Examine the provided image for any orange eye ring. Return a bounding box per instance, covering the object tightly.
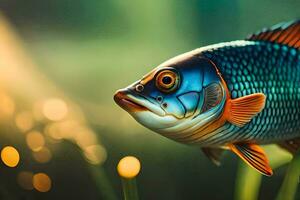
[155,69,180,93]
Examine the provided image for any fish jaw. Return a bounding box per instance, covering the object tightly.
[114,89,148,112]
[114,88,181,130]
[114,88,166,116]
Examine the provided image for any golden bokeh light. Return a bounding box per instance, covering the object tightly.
[83,145,107,165]
[55,120,81,139]
[33,173,51,192]
[0,93,15,118]
[1,146,20,167]
[44,123,63,141]
[26,131,45,152]
[33,101,45,121]
[42,98,68,121]
[117,156,141,179]
[45,120,81,141]
[75,127,97,148]
[17,171,34,190]
[15,111,34,132]
[32,147,52,163]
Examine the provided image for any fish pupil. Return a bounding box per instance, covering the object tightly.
[162,76,172,85]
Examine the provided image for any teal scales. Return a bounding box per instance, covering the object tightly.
[198,41,300,145]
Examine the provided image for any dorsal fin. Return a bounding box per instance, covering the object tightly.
[247,20,300,49]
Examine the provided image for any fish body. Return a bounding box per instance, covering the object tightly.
[114,20,300,176]
[194,40,300,146]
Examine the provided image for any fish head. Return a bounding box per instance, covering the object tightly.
[114,52,226,138]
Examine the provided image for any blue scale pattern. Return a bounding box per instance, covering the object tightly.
[200,41,300,144]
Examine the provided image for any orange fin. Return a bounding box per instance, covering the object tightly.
[202,147,224,166]
[247,20,300,49]
[229,143,273,176]
[227,93,266,127]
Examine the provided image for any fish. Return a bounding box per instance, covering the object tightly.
[114,20,300,176]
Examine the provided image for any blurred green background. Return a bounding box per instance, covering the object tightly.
[0,0,299,199]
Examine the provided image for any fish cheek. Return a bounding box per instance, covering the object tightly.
[177,92,200,117]
[161,97,186,119]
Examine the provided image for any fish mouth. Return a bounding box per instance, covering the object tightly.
[114,89,165,116]
[114,89,147,112]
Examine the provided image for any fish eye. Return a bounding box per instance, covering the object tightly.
[155,69,180,93]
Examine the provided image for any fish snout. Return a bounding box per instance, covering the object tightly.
[113,89,147,112]
[113,89,128,104]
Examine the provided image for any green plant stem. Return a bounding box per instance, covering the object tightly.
[234,145,293,200]
[234,161,262,200]
[89,165,118,200]
[121,177,139,200]
[276,153,300,200]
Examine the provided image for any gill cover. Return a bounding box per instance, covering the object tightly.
[140,56,223,119]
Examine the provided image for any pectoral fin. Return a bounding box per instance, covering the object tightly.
[228,143,273,176]
[202,147,224,166]
[227,93,266,127]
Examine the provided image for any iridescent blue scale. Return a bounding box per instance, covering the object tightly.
[201,41,300,144]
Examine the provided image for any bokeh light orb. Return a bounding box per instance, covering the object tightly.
[75,128,97,148]
[17,171,34,190]
[43,98,68,121]
[15,111,34,132]
[33,173,51,192]
[44,123,63,141]
[0,93,15,117]
[117,156,141,179]
[1,146,20,167]
[32,147,52,163]
[26,131,45,152]
[84,145,107,165]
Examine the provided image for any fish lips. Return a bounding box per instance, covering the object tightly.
[114,89,165,116]
[114,89,147,112]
